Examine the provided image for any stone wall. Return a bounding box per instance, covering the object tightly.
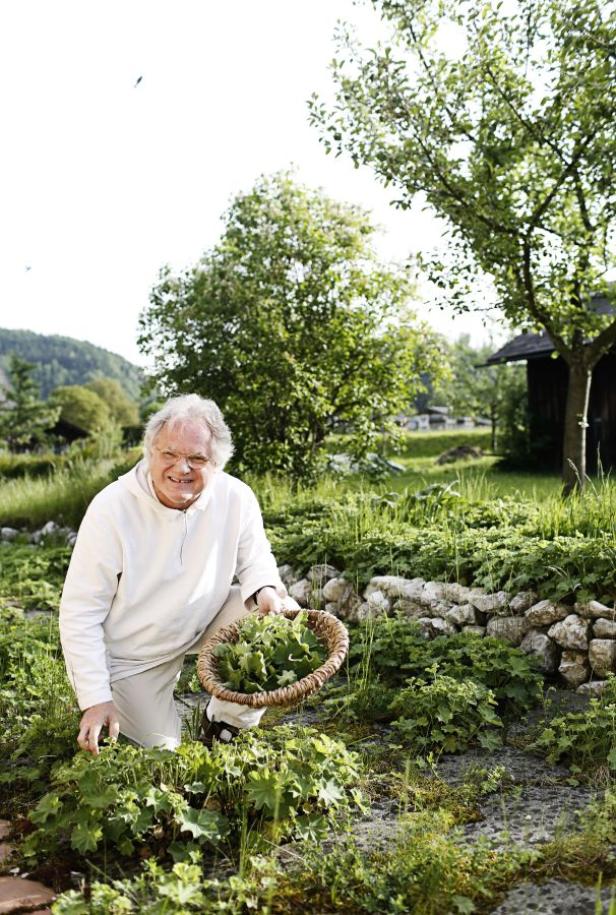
[280,564,616,695]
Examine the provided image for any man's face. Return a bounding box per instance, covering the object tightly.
[149,420,215,509]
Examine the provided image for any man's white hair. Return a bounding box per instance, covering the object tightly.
[143,394,234,469]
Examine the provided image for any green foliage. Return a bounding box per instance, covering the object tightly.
[0,457,123,529]
[531,679,616,773]
[0,327,143,400]
[214,612,327,693]
[139,171,444,481]
[389,428,492,460]
[50,384,111,433]
[390,673,503,754]
[0,451,64,480]
[0,609,80,801]
[0,544,71,609]
[350,623,543,715]
[86,376,140,426]
[25,726,362,862]
[0,355,60,451]
[311,0,616,485]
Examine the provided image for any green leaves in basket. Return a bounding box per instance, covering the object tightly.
[213,611,327,694]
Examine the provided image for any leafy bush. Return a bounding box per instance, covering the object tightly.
[530,679,616,773]
[0,609,80,803]
[348,622,543,716]
[25,726,363,861]
[271,519,616,603]
[213,612,326,693]
[390,673,503,754]
[0,544,71,610]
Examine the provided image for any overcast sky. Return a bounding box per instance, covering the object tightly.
[0,0,502,368]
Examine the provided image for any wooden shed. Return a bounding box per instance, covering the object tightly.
[487,295,616,473]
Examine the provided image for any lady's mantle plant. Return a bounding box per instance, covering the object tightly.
[24,725,363,860]
[213,611,327,693]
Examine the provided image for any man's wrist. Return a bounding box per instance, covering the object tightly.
[253,585,277,602]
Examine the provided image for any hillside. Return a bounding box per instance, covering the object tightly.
[0,328,143,399]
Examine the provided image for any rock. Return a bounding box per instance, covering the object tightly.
[471,590,510,615]
[576,680,610,698]
[509,591,539,615]
[366,589,391,615]
[0,876,55,913]
[365,575,425,601]
[308,564,340,585]
[427,599,453,619]
[392,599,428,620]
[441,582,472,604]
[416,617,457,639]
[485,616,530,646]
[461,625,486,637]
[0,528,19,542]
[559,650,590,688]
[0,844,12,863]
[593,618,616,639]
[524,600,570,627]
[324,602,341,616]
[436,444,483,464]
[422,581,447,603]
[0,823,9,840]
[321,578,361,618]
[354,601,388,622]
[30,520,60,544]
[277,564,299,587]
[576,600,616,621]
[66,531,78,547]
[323,577,353,604]
[519,630,560,674]
[548,614,590,651]
[288,578,311,607]
[445,603,478,627]
[588,639,616,677]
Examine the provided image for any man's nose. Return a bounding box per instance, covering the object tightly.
[176,456,191,472]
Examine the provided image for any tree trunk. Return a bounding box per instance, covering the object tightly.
[561,359,592,494]
[490,405,497,454]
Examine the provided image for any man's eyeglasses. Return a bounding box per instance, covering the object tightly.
[154,448,210,469]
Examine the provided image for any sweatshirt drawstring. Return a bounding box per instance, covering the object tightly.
[180,510,188,566]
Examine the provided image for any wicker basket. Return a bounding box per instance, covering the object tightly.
[196,608,349,708]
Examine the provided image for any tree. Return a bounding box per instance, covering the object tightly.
[433,336,525,452]
[138,172,443,480]
[50,385,111,434]
[85,377,139,426]
[0,356,60,451]
[309,0,616,491]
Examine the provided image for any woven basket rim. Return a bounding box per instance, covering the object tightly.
[196,607,349,708]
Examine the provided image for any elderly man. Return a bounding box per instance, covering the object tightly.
[59,394,295,754]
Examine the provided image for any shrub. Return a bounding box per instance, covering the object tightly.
[24,726,363,861]
[390,673,503,754]
[0,544,71,610]
[530,679,616,773]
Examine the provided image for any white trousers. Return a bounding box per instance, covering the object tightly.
[111,586,298,749]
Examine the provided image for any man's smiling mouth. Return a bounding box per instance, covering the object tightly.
[168,476,193,484]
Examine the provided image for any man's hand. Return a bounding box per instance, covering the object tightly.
[77,701,120,755]
[256,586,284,616]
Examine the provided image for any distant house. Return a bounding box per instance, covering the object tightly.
[486,294,616,472]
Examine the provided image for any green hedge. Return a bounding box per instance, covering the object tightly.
[270,521,616,604]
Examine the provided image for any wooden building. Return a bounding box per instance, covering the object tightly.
[487,296,616,472]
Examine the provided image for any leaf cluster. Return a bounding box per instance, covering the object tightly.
[390,672,503,755]
[531,678,616,773]
[213,611,327,694]
[24,726,363,862]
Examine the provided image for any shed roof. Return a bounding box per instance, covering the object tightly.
[486,293,614,365]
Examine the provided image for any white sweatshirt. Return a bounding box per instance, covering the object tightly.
[59,461,282,710]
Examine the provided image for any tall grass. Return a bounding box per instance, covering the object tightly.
[0,458,122,529]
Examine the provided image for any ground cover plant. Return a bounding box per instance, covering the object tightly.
[1,452,616,911]
[213,611,327,693]
[24,727,362,865]
[530,678,616,774]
